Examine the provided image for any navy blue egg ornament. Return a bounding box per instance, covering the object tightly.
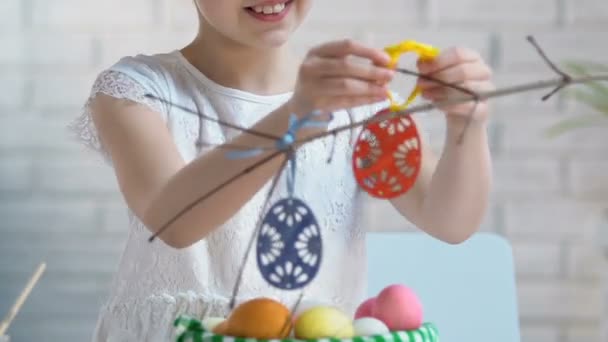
[256,197,322,290]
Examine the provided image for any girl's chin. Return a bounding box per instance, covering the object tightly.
[246,31,293,49]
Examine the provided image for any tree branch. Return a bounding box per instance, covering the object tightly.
[298,74,608,144]
[144,36,608,250]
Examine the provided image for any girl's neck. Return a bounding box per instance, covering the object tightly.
[182,22,298,96]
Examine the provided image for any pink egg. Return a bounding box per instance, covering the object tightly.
[372,284,423,331]
[354,297,376,319]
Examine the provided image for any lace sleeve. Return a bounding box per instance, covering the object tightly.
[67,70,167,163]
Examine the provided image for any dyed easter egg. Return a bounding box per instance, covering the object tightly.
[212,321,229,335]
[295,306,354,339]
[353,317,390,336]
[352,109,422,199]
[293,300,327,321]
[354,297,377,319]
[257,198,322,290]
[373,284,423,331]
[225,298,292,339]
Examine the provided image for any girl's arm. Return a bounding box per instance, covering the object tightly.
[390,118,492,244]
[389,47,494,244]
[90,40,393,249]
[92,94,297,248]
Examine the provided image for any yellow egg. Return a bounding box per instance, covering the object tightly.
[294,306,355,339]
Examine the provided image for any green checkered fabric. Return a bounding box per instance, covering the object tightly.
[174,316,439,342]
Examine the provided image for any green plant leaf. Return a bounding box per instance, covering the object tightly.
[570,87,608,115]
[562,62,608,106]
[563,60,608,74]
[543,61,608,138]
[545,115,607,138]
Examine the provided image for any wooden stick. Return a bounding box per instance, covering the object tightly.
[0,262,46,336]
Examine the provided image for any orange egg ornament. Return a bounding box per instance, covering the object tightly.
[224,298,292,339]
[352,40,439,199]
[352,109,422,199]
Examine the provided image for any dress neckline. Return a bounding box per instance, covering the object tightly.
[172,50,293,105]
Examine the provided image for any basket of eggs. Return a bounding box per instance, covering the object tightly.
[174,284,438,342]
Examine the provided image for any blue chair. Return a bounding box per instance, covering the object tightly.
[366,232,521,342]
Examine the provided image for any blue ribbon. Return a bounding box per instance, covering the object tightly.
[226,111,331,198]
[226,111,330,159]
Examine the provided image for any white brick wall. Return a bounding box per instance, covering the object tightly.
[0,0,22,33]
[0,0,607,341]
[432,0,559,28]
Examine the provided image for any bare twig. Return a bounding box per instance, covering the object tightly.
[195,141,277,152]
[526,36,573,101]
[299,74,608,145]
[148,150,286,242]
[395,67,479,100]
[457,101,480,144]
[281,291,305,336]
[395,67,481,144]
[145,94,281,141]
[229,153,291,310]
[145,38,608,271]
[326,131,338,163]
[148,72,608,243]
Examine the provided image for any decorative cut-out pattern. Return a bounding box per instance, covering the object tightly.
[353,109,422,199]
[256,198,322,290]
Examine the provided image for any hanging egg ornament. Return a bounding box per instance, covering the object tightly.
[353,110,422,198]
[256,197,322,290]
[353,40,440,199]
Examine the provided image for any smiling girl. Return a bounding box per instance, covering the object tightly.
[69,0,493,340]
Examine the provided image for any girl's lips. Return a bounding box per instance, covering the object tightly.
[248,0,289,6]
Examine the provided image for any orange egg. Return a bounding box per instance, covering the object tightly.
[213,321,229,335]
[225,298,292,339]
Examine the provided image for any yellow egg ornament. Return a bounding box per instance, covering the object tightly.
[294,306,355,339]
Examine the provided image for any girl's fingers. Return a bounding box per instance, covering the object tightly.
[422,88,487,117]
[321,77,389,97]
[317,57,395,83]
[421,87,447,101]
[417,62,492,90]
[417,47,482,74]
[421,80,494,101]
[309,39,392,67]
[320,95,388,112]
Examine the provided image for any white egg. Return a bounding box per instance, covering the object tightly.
[353,317,390,336]
[201,317,225,331]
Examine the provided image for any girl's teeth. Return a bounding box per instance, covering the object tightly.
[253,3,286,14]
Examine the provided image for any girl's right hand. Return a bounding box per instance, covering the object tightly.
[288,39,396,117]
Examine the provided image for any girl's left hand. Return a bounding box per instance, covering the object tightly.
[416,47,495,123]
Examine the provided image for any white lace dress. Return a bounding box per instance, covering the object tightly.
[69,50,428,342]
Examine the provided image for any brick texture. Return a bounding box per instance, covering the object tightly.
[0,0,23,33]
[518,279,603,322]
[432,0,559,29]
[520,325,560,342]
[0,1,607,342]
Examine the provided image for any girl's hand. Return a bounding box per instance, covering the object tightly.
[288,39,396,117]
[416,47,495,123]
